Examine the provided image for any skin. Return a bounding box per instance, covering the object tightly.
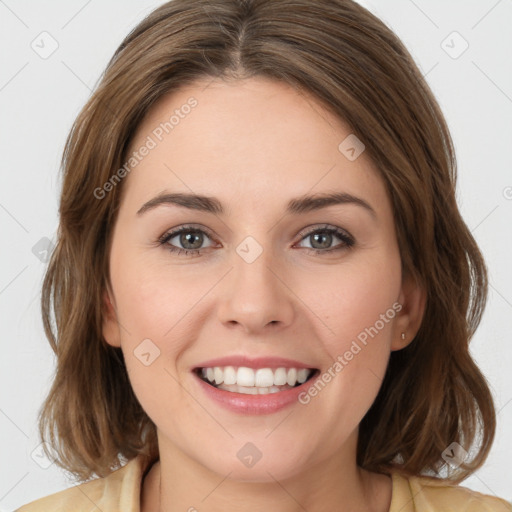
[102,76,425,512]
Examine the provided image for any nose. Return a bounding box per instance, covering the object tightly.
[216,245,295,335]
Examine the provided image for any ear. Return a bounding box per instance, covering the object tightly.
[102,284,122,348]
[391,273,426,351]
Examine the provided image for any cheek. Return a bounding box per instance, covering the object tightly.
[110,247,207,340]
[109,248,224,403]
[114,271,194,426]
[297,249,401,414]
[305,249,401,345]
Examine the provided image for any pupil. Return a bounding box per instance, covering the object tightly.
[312,232,331,249]
[181,231,203,249]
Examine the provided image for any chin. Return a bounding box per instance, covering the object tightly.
[195,446,312,483]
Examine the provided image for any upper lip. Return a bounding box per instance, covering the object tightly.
[193,355,317,371]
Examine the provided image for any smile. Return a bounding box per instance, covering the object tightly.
[191,364,321,414]
[196,366,316,395]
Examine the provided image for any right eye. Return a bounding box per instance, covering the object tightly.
[158,225,217,257]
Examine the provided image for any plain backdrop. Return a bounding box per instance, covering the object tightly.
[1,0,511,509]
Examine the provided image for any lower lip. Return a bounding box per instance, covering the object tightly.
[193,371,320,415]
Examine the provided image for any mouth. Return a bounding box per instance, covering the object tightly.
[193,366,320,395]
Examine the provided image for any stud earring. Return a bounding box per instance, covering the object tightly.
[401,332,406,340]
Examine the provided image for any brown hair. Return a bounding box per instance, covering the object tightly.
[40,0,495,483]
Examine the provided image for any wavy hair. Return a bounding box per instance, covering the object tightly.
[39,0,495,482]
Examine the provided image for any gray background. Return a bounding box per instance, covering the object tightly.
[1,0,511,509]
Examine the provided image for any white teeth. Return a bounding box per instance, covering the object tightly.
[237,367,255,387]
[217,384,290,394]
[273,367,288,385]
[297,368,309,383]
[255,368,274,387]
[286,368,297,387]
[214,367,224,385]
[199,366,313,388]
[223,366,237,385]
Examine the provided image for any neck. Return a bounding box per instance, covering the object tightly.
[141,433,392,512]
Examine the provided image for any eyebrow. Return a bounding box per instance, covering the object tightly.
[136,191,376,218]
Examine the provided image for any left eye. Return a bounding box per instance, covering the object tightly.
[158,227,215,255]
[295,226,354,252]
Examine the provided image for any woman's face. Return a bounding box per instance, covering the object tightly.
[103,76,420,482]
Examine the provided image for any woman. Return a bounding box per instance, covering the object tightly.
[16,0,510,510]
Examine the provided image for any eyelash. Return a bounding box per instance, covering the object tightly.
[158,224,355,258]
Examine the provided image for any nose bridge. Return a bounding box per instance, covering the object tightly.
[216,235,295,332]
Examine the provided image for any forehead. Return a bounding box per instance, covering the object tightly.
[121,76,389,217]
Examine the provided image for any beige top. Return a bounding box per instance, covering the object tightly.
[15,455,511,511]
